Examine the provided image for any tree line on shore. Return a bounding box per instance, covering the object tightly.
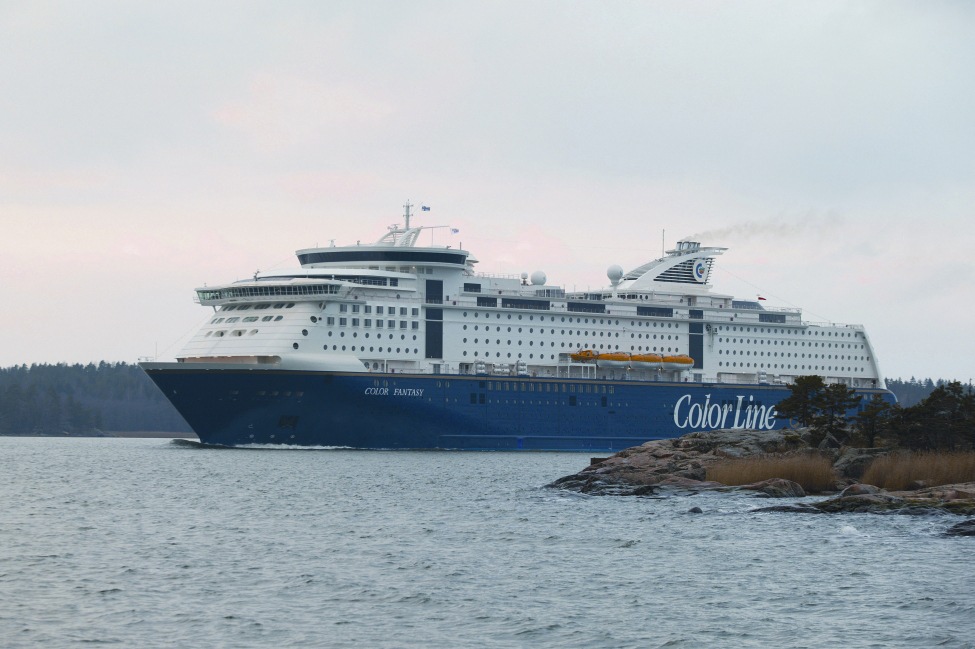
[0,362,968,438]
[777,376,975,451]
[0,362,191,435]
[883,377,964,408]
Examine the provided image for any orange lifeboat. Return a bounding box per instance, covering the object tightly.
[596,352,631,368]
[630,353,663,369]
[570,349,598,363]
[661,354,694,371]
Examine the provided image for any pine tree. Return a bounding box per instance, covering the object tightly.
[853,394,896,447]
[894,382,975,451]
[775,375,826,428]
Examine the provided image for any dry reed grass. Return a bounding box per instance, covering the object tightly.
[705,453,836,493]
[860,452,975,490]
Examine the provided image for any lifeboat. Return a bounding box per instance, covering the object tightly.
[596,352,631,368]
[570,349,598,363]
[661,354,694,371]
[630,353,663,370]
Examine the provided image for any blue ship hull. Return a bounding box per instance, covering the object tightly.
[143,366,896,451]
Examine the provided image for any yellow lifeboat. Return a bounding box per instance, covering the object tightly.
[570,349,598,363]
[630,353,663,369]
[661,354,694,371]
[596,352,631,368]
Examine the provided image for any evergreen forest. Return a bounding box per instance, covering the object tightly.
[777,376,975,451]
[0,362,191,436]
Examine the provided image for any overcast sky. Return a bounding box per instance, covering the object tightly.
[2,1,973,382]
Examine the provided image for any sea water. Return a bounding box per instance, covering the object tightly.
[0,437,972,649]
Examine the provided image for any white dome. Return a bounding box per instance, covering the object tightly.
[607,264,624,284]
[530,271,547,286]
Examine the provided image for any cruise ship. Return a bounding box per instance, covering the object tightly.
[141,203,894,450]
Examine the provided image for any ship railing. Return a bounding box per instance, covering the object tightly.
[802,321,865,330]
[473,272,524,280]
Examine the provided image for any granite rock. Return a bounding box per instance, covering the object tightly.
[547,428,811,496]
[833,447,889,480]
[943,519,975,536]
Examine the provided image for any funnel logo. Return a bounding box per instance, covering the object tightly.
[693,260,707,283]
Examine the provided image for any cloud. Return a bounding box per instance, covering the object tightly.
[212,73,395,151]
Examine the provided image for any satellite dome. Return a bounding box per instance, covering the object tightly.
[530,271,547,286]
[607,264,624,285]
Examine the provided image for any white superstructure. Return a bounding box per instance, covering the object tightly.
[176,203,885,389]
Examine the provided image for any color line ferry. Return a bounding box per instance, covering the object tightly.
[141,203,894,450]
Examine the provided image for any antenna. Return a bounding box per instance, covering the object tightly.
[403,201,413,229]
[662,229,665,257]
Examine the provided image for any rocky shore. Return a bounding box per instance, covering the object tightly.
[547,428,975,533]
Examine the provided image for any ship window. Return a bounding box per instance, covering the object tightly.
[286,303,295,308]
[262,316,273,322]
[352,319,360,327]
[388,320,395,328]
[340,304,348,313]
[302,329,309,336]
[339,318,347,326]
[412,322,419,330]
[226,317,240,323]
[377,320,384,328]
[365,319,372,327]
[274,316,283,321]
[377,306,384,315]
[352,304,360,313]
[293,343,299,349]
[327,317,335,325]
[243,316,258,322]
[400,307,407,316]
[237,305,251,311]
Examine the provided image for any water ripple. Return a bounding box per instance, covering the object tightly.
[1,437,973,649]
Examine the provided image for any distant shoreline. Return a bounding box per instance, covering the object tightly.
[0,431,197,439]
[111,431,198,439]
